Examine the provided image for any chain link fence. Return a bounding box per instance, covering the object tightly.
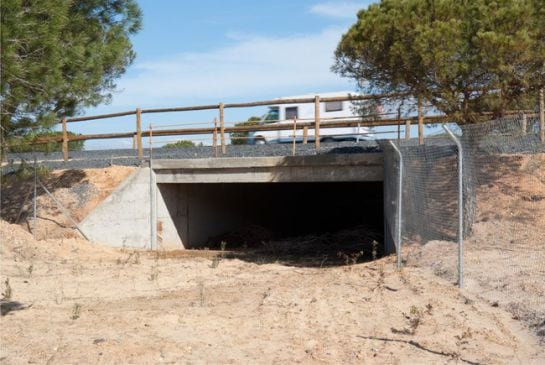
[383,112,545,337]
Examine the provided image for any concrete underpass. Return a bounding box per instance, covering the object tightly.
[79,153,394,253]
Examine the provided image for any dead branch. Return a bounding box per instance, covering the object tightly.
[357,335,481,365]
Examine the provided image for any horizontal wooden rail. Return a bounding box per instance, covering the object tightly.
[34,109,538,146]
[62,92,411,124]
[141,104,221,114]
[66,110,137,123]
[32,114,453,145]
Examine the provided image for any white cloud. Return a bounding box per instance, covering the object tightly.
[111,27,353,108]
[309,1,370,19]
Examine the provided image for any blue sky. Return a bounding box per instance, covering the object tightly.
[72,0,377,148]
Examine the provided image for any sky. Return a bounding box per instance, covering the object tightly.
[71,0,377,149]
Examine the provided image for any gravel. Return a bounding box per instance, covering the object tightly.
[2,141,381,173]
[3,136,542,175]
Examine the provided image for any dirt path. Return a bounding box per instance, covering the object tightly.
[1,222,543,364]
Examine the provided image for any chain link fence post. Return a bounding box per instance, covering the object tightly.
[33,154,37,239]
[539,89,545,143]
[442,125,464,288]
[388,141,403,270]
[149,124,157,250]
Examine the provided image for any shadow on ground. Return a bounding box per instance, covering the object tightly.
[0,169,87,223]
[158,226,386,268]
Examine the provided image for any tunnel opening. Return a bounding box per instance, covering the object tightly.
[157,181,384,265]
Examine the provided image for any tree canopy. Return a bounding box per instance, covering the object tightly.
[333,0,545,123]
[1,0,142,149]
[231,116,261,145]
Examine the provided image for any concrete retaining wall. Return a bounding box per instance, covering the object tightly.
[79,167,183,249]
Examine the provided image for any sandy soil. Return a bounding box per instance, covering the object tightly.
[1,166,135,239]
[1,221,544,364]
[1,155,544,363]
[404,153,545,338]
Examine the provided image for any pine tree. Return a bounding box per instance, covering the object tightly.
[333,0,545,123]
[1,0,142,155]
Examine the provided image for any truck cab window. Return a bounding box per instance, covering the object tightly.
[285,107,298,120]
[263,107,280,123]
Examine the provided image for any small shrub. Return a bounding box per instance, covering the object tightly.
[2,279,12,300]
[4,159,50,182]
[231,117,261,145]
[162,140,195,149]
[209,256,220,269]
[71,303,81,320]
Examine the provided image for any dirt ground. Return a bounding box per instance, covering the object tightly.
[1,220,544,364]
[405,153,545,338]
[1,155,544,364]
[0,166,135,240]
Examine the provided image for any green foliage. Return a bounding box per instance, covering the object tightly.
[231,116,261,145]
[3,159,50,183]
[0,0,142,154]
[8,131,84,153]
[334,0,545,123]
[162,140,196,149]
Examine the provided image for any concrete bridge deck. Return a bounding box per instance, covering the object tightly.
[152,153,384,183]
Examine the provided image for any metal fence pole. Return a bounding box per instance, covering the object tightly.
[33,155,37,238]
[388,141,403,270]
[442,124,464,288]
[219,102,226,155]
[149,124,157,250]
[539,89,545,143]
[314,96,321,151]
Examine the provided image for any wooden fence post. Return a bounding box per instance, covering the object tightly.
[521,114,527,136]
[303,126,308,144]
[539,89,545,143]
[219,102,226,154]
[418,96,424,145]
[405,120,411,140]
[292,117,297,156]
[136,108,143,160]
[62,118,68,162]
[213,118,218,158]
[397,108,401,142]
[314,95,320,151]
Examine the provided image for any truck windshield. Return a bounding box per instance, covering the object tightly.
[262,107,279,123]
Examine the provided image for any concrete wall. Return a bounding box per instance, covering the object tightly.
[80,168,183,249]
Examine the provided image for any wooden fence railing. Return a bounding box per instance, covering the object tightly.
[24,91,544,161]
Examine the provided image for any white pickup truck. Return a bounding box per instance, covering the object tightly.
[248,92,374,144]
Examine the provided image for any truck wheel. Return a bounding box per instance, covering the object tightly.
[255,138,266,145]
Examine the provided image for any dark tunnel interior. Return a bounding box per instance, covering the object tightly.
[158,181,384,250]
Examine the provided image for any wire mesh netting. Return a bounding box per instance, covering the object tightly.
[382,113,545,337]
